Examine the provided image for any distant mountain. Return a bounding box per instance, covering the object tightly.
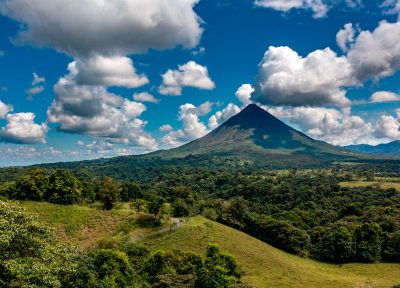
[152,104,362,167]
[343,141,400,157]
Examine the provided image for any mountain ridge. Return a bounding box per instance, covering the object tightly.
[343,140,400,157]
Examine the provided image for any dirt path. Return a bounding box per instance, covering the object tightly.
[131,218,185,242]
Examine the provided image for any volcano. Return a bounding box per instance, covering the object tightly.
[155,104,360,166]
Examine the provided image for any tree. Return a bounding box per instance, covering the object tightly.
[197,244,243,288]
[355,223,382,262]
[121,182,143,202]
[9,168,48,201]
[148,196,165,217]
[130,199,148,212]
[382,231,400,262]
[98,177,122,210]
[45,170,82,205]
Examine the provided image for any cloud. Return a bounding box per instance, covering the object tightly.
[374,113,400,139]
[267,106,375,145]
[32,72,45,85]
[370,91,400,103]
[0,99,13,118]
[336,23,357,52]
[159,124,173,132]
[159,61,215,96]
[162,103,209,146]
[0,112,47,144]
[253,46,354,107]
[381,0,400,14]
[192,46,206,56]
[0,0,203,58]
[133,92,160,104]
[254,0,328,18]
[122,100,147,119]
[254,20,400,107]
[208,103,241,129]
[74,55,148,88]
[26,86,44,96]
[347,20,400,82]
[0,146,63,166]
[47,62,156,148]
[235,84,254,106]
[198,101,214,115]
[345,0,363,8]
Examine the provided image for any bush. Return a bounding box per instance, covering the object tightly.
[0,201,77,287]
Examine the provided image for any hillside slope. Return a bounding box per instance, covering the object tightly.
[344,140,400,157]
[15,202,400,287]
[143,216,400,288]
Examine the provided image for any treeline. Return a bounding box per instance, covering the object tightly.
[0,201,248,288]
[1,167,400,264]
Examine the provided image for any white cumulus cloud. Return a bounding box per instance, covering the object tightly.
[0,112,47,144]
[159,61,215,96]
[133,92,160,104]
[47,62,156,149]
[26,86,44,96]
[267,106,375,145]
[162,103,209,146]
[0,99,13,118]
[0,0,203,57]
[159,124,173,132]
[375,113,400,139]
[253,46,354,107]
[208,103,241,129]
[74,55,148,88]
[32,72,45,85]
[235,84,254,106]
[336,23,357,52]
[254,20,400,107]
[370,91,400,103]
[254,0,328,18]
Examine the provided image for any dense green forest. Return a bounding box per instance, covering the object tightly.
[1,165,399,266]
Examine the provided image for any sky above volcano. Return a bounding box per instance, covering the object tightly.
[1,0,400,166]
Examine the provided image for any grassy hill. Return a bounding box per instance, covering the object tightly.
[143,216,400,288]
[15,201,400,288]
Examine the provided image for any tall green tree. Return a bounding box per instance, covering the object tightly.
[121,182,143,201]
[98,177,122,210]
[45,170,82,205]
[9,168,48,201]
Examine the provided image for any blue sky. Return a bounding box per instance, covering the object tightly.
[1,0,400,166]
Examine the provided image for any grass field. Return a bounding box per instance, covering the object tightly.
[143,216,400,288]
[15,201,161,247]
[340,180,400,190]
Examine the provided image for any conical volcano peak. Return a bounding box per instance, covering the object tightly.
[158,103,356,166]
[222,104,292,134]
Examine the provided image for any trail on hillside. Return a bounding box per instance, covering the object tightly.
[131,218,185,242]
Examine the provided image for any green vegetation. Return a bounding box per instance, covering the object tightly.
[340,180,400,190]
[144,216,400,288]
[3,167,400,264]
[16,201,136,246]
[0,201,248,288]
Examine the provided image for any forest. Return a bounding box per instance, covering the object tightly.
[1,165,399,267]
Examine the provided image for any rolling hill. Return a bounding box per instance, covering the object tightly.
[14,201,400,288]
[344,140,400,157]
